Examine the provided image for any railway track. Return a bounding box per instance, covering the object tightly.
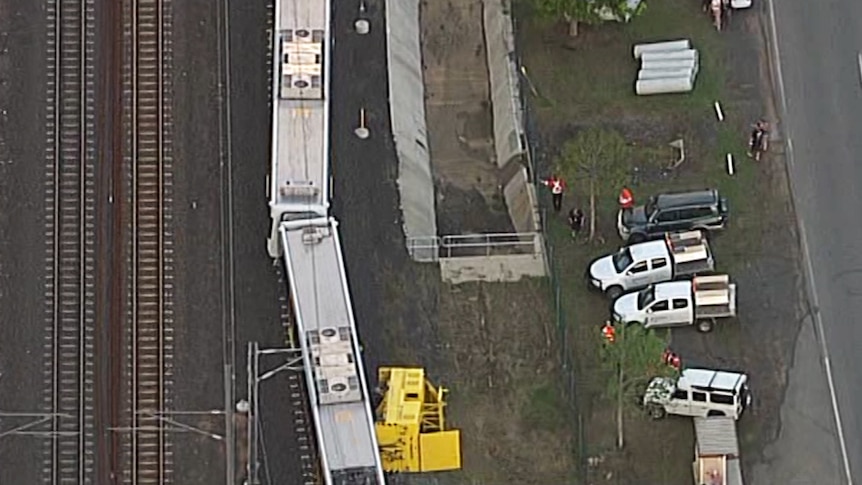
[122,0,175,482]
[265,2,318,481]
[42,0,97,482]
[276,267,320,485]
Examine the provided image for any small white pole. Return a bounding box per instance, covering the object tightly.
[354,108,370,139]
[726,153,734,175]
[714,101,724,121]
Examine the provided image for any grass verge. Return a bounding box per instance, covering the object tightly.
[516,0,788,481]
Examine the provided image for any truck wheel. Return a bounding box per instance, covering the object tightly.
[696,318,714,333]
[606,286,623,300]
[629,233,646,244]
[648,404,666,420]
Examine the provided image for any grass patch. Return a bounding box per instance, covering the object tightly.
[522,383,567,432]
[516,0,778,482]
[433,280,578,485]
[519,0,727,124]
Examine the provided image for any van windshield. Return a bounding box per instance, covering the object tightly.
[637,286,655,309]
[612,248,633,272]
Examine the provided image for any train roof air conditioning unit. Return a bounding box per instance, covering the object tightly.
[319,327,339,344]
[317,351,353,368]
[318,327,348,345]
[291,72,315,90]
[317,375,361,404]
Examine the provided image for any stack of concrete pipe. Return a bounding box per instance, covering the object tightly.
[633,39,699,95]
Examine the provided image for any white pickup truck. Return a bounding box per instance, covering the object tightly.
[642,368,751,420]
[612,274,737,332]
[588,230,714,299]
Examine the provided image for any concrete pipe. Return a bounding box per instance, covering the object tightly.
[640,49,698,63]
[638,68,695,81]
[633,39,691,59]
[640,59,698,72]
[635,77,694,95]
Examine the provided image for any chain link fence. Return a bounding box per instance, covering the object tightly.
[539,209,588,484]
[505,8,588,483]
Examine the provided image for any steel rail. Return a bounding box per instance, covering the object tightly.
[126,0,173,482]
[43,0,95,482]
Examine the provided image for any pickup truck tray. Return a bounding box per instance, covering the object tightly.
[694,277,736,318]
[668,231,714,276]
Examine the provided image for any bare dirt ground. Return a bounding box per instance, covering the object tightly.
[516,0,804,482]
[421,0,513,235]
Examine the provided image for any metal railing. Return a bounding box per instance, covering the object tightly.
[407,232,542,261]
[405,235,440,262]
[439,232,539,258]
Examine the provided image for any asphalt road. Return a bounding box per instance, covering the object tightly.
[770,0,862,482]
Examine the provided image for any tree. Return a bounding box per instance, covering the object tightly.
[558,127,629,241]
[532,0,647,36]
[598,321,677,449]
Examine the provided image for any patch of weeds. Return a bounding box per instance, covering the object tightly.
[522,383,567,432]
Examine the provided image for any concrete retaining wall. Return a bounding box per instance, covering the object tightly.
[503,166,541,234]
[440,253,546,284]
[385,0,438,260]
[482,0,525,169]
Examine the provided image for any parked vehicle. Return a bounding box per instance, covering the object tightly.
[616,189,729,243]
[612,274,737,332]
[643,368,751,420]
[588,230,714,299]
[596,0,644,22]
[693,417,745,485]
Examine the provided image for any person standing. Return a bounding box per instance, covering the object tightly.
[542,174,566,213]
[662,347,682,370]
[748,119,770,160]
[618,187,634,211]
[567,207,584,239]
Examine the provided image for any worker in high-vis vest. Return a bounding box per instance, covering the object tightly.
[618,187,634,210]
[542,175,567,213]
[662,348,682,370]
[601,321,616,344]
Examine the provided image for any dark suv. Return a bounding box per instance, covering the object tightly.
[617,189,729,243]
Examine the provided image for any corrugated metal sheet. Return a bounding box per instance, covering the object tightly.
[482,0,525,169]
[694,417,739,457]
[385,0,438,258]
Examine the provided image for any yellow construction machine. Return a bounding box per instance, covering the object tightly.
[374,367,462,473]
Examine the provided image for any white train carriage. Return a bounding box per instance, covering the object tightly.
[267,0,332,258]
[279,218,385,485]
[267,0,385,483]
